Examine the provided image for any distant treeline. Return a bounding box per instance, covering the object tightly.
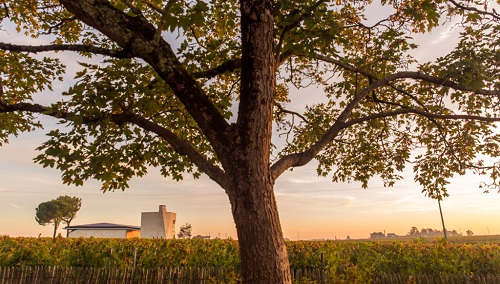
[370,226,468,239]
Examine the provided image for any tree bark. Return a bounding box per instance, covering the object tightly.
[227,172,292,284]
[226,1,292,283]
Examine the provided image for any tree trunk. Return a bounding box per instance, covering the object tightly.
[227,172,292,284]
[66,221,71,238]
[228,0,291,282]
[52,223,58,238]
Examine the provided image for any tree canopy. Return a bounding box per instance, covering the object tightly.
[2,0,500,282]
[56,195,82,236]
[35,195,82,238]
[35,199,63,238]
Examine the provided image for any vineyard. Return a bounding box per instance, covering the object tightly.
[1,236,500,283]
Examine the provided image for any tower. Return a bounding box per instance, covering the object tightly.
[140,205,176,238]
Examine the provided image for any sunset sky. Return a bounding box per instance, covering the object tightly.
[1,3,499,240]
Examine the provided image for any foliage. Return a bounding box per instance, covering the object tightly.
[0,0,498,195]
[55,195,82,227]
[408,227,419,236]
[35,200,63,238]
[1,236,500,282]
[177,223,192,239]
[1,0,500,282]
[34,196,82,238]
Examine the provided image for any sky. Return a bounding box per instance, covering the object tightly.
[1,2,500,240]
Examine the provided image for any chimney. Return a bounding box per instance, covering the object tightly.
[159,205,167,212]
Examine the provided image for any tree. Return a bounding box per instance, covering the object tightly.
[1,0,499,283]
[408,226,420,236]
[177,222,192,239]
[370,232,385,239]
[35,200,63,238]
[56,195,82,237]
[467,230,474,236]
[35,196,81,238]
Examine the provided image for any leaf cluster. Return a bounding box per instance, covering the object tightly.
[33,59,214,191]
[0,51,64,145]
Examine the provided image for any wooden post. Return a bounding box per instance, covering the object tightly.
[133,247,137,268]
[107,248,113,268]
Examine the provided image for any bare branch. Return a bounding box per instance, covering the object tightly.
[0,42,134,58]
[3,3,10,18]
[277,50,293,67]
[274,102,309,123]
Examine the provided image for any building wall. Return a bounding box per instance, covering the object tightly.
[141,211,165,238]
[141,205,177,239]
[126,230,141,238]
[164,212,176,239]
[69,229,136,238]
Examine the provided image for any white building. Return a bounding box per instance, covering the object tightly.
[64,223,140,238]
[64,205,176,239]
[140,205,176,239]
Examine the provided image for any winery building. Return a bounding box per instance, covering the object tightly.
[64,205,176,239]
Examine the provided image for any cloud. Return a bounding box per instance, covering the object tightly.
[7,202,20,209]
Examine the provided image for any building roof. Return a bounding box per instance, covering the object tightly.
[63,222,140,231]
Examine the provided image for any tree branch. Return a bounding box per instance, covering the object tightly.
[155,0,176,42]
[191,49,293,79]
[120,0,143,16]
[141,0,164,14]
[448,0,500,20]
[314,52,500,96]
[0,101,229,189]
[192,59,241,79]
[271,70,500,180]
[274,0,327,63]
[59,0,232,166]
[0,101,57,115]
[116,112,229,188]
[346,108,500,127]
[40,16,77,35]
[274,102,309,123]
[0,42,134,58]
[393,71,500,96]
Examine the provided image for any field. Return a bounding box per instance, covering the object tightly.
[348,234,500,244]
[1,235,500,283]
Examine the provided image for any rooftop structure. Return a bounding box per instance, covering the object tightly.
[140,205,176,239]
